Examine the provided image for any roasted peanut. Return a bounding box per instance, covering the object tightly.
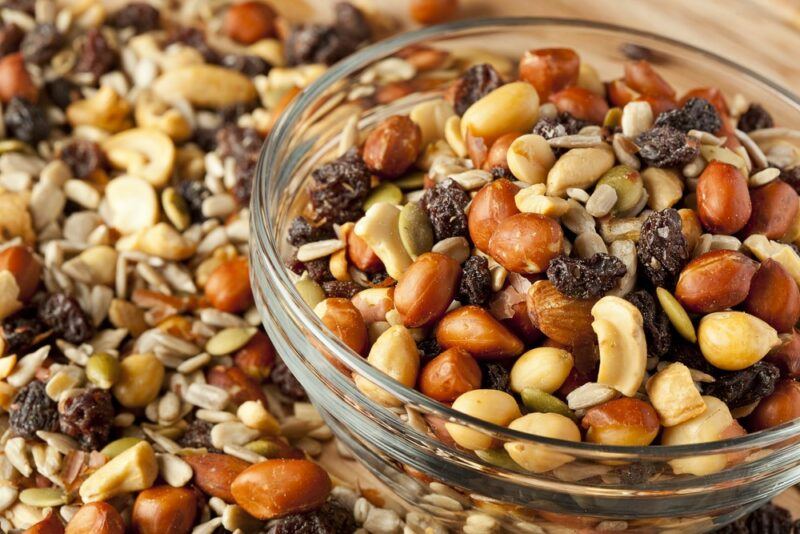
[446,389,521,450]
[409,0,458,24]
[394,252,460,328]
[741,179,799,239]
[65,502,125,534]
[624,60,675,99]
[546,145,615,197]
[184,453,249,503]
[418,347,482,402]
[767,328,800,378]
[314,298,369,356]
[467,179,520,252]
[234,331,276,381]
[582,398,660,446]
[747,379,800,431]
[0,53,37,103]
[0,245,40,302]
[488,213,563,274]
[696,161,752,234]
[436,305,523,359]
[483,131,520,170]
[674,250,758,313]
[509,347,573,394]
[698,311,780,371]
[505,413,580,472]
[363,115,422,178]
[743,258,800,333]
[132,486,197,534]
[224,1,277,44]
[518,48,580,100]
[549,86,609,124]
[205,257,254,313]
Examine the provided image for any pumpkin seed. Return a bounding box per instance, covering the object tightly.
[206,327,257,356]
[100,436,143,459]
[245,439,282,458]
[398,202,434,259]
[603,107,622,130]
[364,183,403,211]
[295,276,325,308]
[19,487,67,507]
[392,172,426,190]
[596,165,643,214]
[85,352,120,389]
[162,187,191,231]
[656,287,697,343]
[475,448,520,470]
[520,387,575,420]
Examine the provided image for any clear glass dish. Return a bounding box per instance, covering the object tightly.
[251,18,800,532]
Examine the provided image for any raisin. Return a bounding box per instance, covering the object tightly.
[20,23,62,64]
[737,103,774,133]
[781,166,800,195]
[107,2,160,34]
[287,216,335,247]
[303,257,335,283]
[636,126,700,168]
[490,166,515,180]
[547,253,627,300]
[625,290,671,358]
[531,112,586,139]
[193,127,220,152]
[0,23,23,57]
[5,97,50,144]
[9,380,59,439]
[179,419,220,451]
[58,388,114,451]
[284,24,353,66]
[334,3,371,45]
[481,361,511,393]
[321,280,361,299]
[654,98,721,134]
[271,499,356,534]
[619,43,656,62]
[37,292,94,344]
[176,180,211,223]
[74,29,117,80]
[45,78,81,109]
[220,53,270,76]
[420,178,470,241]
[2,308,48,355]
[457,256,491,306]
[215,126,263,203]
[416,337,441,361]
[637,208,689,288]
[452,63,504,116]
[58,139,106,179]
[665,338,717,376]
[308,148,371,225]
[165,27,219,64]
[616,462,663,485]
[271,357,307,400]
[218,100,259,125]
[715,503,794,534]
[703,362,780,409]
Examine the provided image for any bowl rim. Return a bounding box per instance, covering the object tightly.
[252,16,800,458]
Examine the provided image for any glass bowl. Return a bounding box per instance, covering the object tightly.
[251,18,800,532]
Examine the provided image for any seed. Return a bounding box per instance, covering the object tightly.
[449,169,493,191]
[475,448,520,470]
[19,487,66,507]
[620,101,653,138]
[585,184,618,218]
[398,202,434,260]
[364,183,403,211]
[547,134,605,149]
[749,167,780,187]
[655,287,696,343]
[565,382,619,410]
[85,352,120,389]
[184,383,231,411]
[520,387,574,419]
[161,187,190,231]
[295,239,345,262]
[430,236,470,264]
[294,276,326,308]
[157,453,193,487]
[206,327,258,356]
[211,421,260,449]
[393,172,426,190]
[101,437,143,459]
[245,439,282,458]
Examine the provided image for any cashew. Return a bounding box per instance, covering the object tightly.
[642,167,683,211]
[153,65,257,109]
[117,222,196,261]
[646,362,706,427]
[591,296,647,397]
[546,145,615,197]
[134,90,192,142]
[606,240,637,297]
[102,128,176,188]
[79,441,158,502]
[104,176,159,235]
[66,85,132,133]
[353,202,413,279]
[661,396,733,476]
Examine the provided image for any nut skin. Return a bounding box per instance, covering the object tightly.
[394,252,460,328]
[518,48,580,100]
[409,0,458,24]
[548,86,609,124]
[363,115,422,179]
[347,231,383,273]
[0,53,38,103]
[624,60,676,99]
[314,298,369,355]
[418,347,482,402]
[436,305,524,359]
[224,1,277,44]
[582,398,660,446]
[488,213,563,274]
[65,502,125,534]
[696,161,752,234]
[24,512,64,534]
[766,328,800,378]
[465,131,489,169]
[674,250,758,314]
[131,486,197,534]
[0,244,40,301]
[234,331,276,381]
[205,257,254,313]
[527,280,597,346]
[483,131,520,171]
[741,179,799,239]
[746,379,800,432]
[231,459,332,519]
[743,259,800,333]
[468,179,520,253]
[184,453,250,503]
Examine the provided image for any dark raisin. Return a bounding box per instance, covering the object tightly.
[287,216,335,247]
[179,419,220,451]
[45,78,81,109]
[416,337,442,361]
[165,27,219,64]
[284,24,352,66]
[490,166,514,180]
[636,126,700,168]
[308,148,371,225]
[58,139,106,179]
[2,308,48,355]
[321,280,361,299]
[58,388,114,451]
[220,54,270,77]
[781,166,800,195]
[619,43,655,62]
[20,23,62,64]
[654,98,721,134]
[532,112,586,139]
[232,165,256,205]
[176,180,211,223]
[215,124,262,198]
[637,208,689,288]
[303,257,335,283]
[107,2,160,34]
[715,503,794,534]
[420,178,470,241]
[625,290,671,358]
[452,63,504,116]
[9,380,59,439]
[271,357,307,400]
[737,103,774,133]
[218,100,259,125]
[0,23,23,57]
[546,254,627,300]
[37,292,94,344]
[4,97,50,144]
[616,462,663,485]
[703,362,780,409]
[367,271,391,286]
[334,2,371,45]
[665,338,717,376]
[192,127,220,152]
[272,499,356,534]
[457,256,491,306]
[481,361,511,393]
[74,29,117,80]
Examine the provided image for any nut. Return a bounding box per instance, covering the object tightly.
[607,79,636,108]
[418,347,482,402]
[510,347,573,394]
[354,202,413,279]
[112,353,164,408]
[436,305,523,359]
[578,62,605,96]
[620,100,653,138]
[506,134,556,185]
[348,225,385,272]
[646,362,706,427]
[104,176,159,235]
[409,99,455,149]
[480,132,517,170]
[697,311,780,371]
[108,299,148,336]
[766,328,800,378]
[504,413,580,472]
[743,258,800,333]
[0,53,37,103]
[102,127,176,188]
[152,65,257,109]
[488,213,563,274]
[527,280,596,346]
[65,502,125,534]
[205,257,253,313]
[184,453,250,502]
[461,81,540,145]
[744,235,800,286]
[696,161,752,234]
[518,48,580,100]
[0,245,40,301]
[741,179,799,239]
[131,486,197,534]
[674,250,758,313]
[23,512,63,534]
[69,245,117,287]
[515,187,570,217]
[409,0,458,23]
[549,86,609,124]
[234,331,276,381]
[237,400,279,434]
[592,296,647,397]
[581,397,660,446]
[656,287,697,343]
[224,1,277,44]
[134,90,192,142]
[394,252,460,328]
[314,298,368,355]
[661,396,733,476]
[467,179,520,252]
[642,167,683,211]
[446,389,522,450]
[231,459,332,519]
[546,145,615,197]
[207,365,265,405]
[85,352,120,389]
[351,287,394,324]
[679,208,702,254]
[607,239,637,297]
[747,379,800,432]
[624,60,676,99]
[67,85,132,132]
[363,115,422,178]
[354,325,420,407]
[79,441,158,502]
[118,222,196,261]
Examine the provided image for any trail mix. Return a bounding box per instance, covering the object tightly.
[287,43,800,479]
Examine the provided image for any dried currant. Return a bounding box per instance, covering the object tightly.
[308,149,371,224]
[215,125,263,204]
[107,2,160,34]
[45,78,81,109]
[458,256,491,306]
[2,308,48,355]
[271,357,307,400]
[334,2,371,46]
[37,292,94,344]
[637,208,689,288]
[5,97,51,144]
[625,290,671,358]
[20,23,62,64]
[9,380,59,439]
[416,337,442,361]
[303,257,335,284]
[781,166,800,195]
[165,27,219,64]
[58,388,114,451]
[271,499,356,534]
[703,362,780,409]
[635,126,700,168]
[715,503,794,534]
[284,24,351,66]
[58,139,106,179]
[74,29,117,80]
[665,338,717,376]
[452,63,504,116]
[481,361,512,393]
[531,112,586,139]
[546,253,627,300]
[220,54,270,77]
[619,43,656,62]
[420,178,471,241]
[179,419,220,452]
[653,98,721,134]
[0,23,23,57]
[321,280,361,299]
[287,216,335,247]
[176,180,211,223]
[737,103,774,133]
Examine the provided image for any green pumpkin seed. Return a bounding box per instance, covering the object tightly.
[393,172,426,190]
[399,202,434,259]
[364,183,403,211]
[295,276,326,308]
[0,140,32,155]
[245,439,282,458]
[206,327,258,356]
[596,164,643,214]
[521,387,575,420]
[162,187,191,231]
[603,107,622,130]
[100,437,143,458]
[476,448,520,470]
[656,287,697,343]
[19,487,67,507]
[85,352,120,389]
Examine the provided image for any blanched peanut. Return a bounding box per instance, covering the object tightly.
[546,145,615,197]
[697,311,780,371]
[419,348,482,402]
[661,396,734,476]
[504,413,580,472]
[446,389,522,450]
[461,82,540,144]
[410,99,456,149]
[506,134,555,185]
[354,325,420,407]
[646,362,706,427]
[582,398,660,446]
[509,347,573,394]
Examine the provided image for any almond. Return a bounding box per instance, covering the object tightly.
[488,213,563,274]
[314,298,369,355]
[744,258,800,333]
[65,502,125,534]
[394,252,460,328]
[435,305,523,359]
[741,179,799,239]
[675,250,758,314]
[468,178,520,252]
[131,486,197,534]
[527,280,597,346]
[184,453,250,503]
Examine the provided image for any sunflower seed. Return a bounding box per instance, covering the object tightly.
[296,239,345,262]
[566,382,619,410]
[157,453,193,487]
[184,383,230,410]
